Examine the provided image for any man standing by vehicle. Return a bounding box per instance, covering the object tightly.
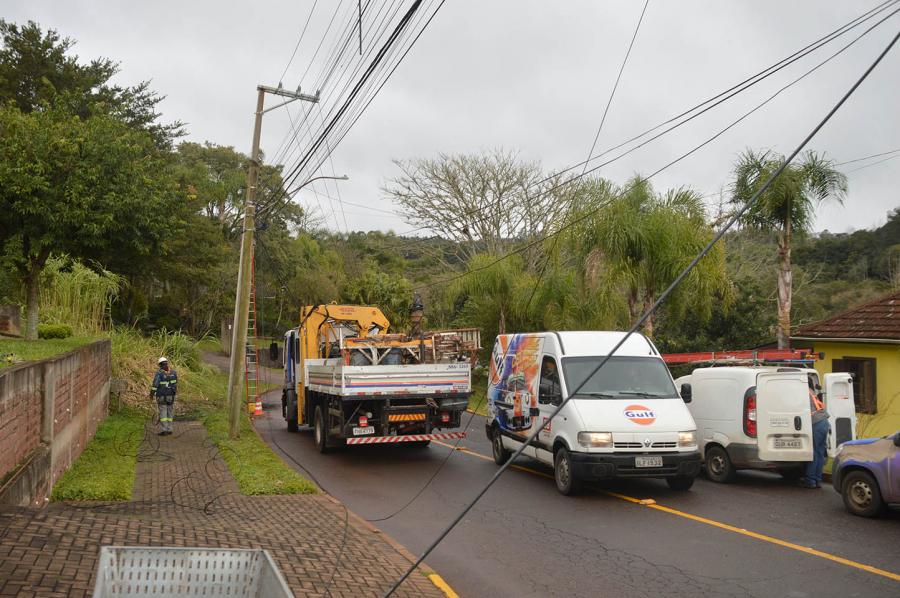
[150,357,177,436]
[800,382,829,488]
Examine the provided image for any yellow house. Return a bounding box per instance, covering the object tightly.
[793,291,900,438]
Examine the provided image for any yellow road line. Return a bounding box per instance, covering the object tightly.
[433,440,900,583]
[427,573,460,598]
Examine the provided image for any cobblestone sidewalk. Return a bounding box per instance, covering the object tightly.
[0,419,443,597]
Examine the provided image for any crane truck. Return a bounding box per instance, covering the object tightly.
[281,304,479,452]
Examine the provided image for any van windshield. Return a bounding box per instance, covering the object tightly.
[562,356,678,399]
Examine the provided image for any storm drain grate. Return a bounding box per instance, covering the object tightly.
[93,547,292,597]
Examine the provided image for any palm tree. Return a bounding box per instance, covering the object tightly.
[731,150,847,348]
[571,177,731,337]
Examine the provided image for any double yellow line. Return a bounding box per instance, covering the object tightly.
[433,440,900,583]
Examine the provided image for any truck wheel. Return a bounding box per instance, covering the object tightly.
[666,476,695,491]
[841,470,886,518]
[491,429,511,465]
[704,445,736,483]
[314,406,330,454]
[554,446,581,496]
[286,393,299,433]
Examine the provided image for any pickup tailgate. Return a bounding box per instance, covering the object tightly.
[307,362,471,396]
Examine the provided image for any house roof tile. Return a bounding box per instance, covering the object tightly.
[793,291,900,340]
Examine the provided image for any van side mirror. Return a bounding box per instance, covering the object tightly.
[680,383,692,403]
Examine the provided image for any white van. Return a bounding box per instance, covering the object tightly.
[485,331,701,495]
[675,366,857,482]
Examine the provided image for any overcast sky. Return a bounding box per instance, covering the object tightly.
[7,0,900,234]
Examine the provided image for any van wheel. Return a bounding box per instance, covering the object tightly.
[666,476,695,491]
[705,445,736,483]
[491,429,511,465]
[314,406,330,454]
[554,447,581,496]
[841,470,886,518]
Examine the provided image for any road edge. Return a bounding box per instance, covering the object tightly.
[320,492,460,597]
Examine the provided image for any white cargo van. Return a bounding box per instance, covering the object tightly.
[485,331,701,495]
[675,366,857,482]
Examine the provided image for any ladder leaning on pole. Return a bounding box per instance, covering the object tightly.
[244,244,263,416]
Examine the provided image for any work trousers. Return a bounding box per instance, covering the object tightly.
[803,418,829,485]
[158,399,174,433]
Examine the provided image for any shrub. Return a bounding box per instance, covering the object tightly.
[38,323,73,339]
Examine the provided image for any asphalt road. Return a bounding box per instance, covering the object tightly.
[254,392,900,598]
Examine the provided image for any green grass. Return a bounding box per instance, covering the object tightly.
[202,408,316,495]
[51,407,146,501]
[196,336,223,353]
[0,336,99,368]
[468,371,489,416]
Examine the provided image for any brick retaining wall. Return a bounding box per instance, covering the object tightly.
[0,340,110,506]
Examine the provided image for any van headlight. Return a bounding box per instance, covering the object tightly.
[578,432,613,448]
[678,431,696,447]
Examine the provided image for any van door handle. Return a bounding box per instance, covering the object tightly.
[794,416,802,431]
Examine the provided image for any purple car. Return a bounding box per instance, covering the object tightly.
[831,431,900,517]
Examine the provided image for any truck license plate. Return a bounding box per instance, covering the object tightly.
[352,426,375,436]
[774,438,802,449]
[635,456,663,468]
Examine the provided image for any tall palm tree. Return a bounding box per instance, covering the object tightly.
[731,150,847,348]
[571,177,731,337]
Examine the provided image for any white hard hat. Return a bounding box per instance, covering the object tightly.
[158,356,168,364]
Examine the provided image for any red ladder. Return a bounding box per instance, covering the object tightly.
[662,348,821,365]
[244,243,262,416]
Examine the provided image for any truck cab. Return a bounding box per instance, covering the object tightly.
[485,331,701,495]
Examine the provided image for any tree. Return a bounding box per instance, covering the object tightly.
[0,19,183,147]
[569,177,731,337]
[384,150,568,264]
[342,269,414,330]
[451,253,529,336]
[0,105,173,338]
[731,149,847,348]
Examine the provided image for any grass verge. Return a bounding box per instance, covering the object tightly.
[468,371,488,416]
[0,336,99,368]
[51,407,146,501]
[202,407,317,495]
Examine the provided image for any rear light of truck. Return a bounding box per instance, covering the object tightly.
[743,387,757,438]
[440,412,450,423]
[359,415,368,427]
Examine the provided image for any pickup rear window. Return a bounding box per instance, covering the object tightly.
[562,356,679,399]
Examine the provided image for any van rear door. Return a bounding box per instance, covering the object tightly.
[824,373,857,456]
[756,372,813,462]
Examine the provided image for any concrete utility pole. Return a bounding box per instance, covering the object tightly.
[227,84,319,439]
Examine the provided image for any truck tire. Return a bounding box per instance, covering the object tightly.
[841,470,886,518]
[666,475,695,491]
[554,446,582,496]
[491,429,511,465]
[704,445,736,483]
[314,406,330,454]
[285,390,298,433]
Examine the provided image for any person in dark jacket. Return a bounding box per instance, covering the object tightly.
[150,356,178,436]
[800,381,829,488]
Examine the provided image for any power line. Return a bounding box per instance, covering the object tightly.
[404,3,900,282]
[385,25,900,597]
[394,0,900,237]
[846,153,900,173]
[836,146,900,165]
[278,0,320,84]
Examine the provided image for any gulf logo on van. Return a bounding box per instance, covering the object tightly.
[624,404,656,425]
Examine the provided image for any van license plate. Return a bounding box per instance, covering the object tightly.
[635,456,663,468]
[774,438,802,449]
[352,426,375,436]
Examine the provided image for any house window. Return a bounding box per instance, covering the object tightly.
[832,357,877,414]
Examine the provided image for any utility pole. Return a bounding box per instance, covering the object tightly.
[227,84,319,439]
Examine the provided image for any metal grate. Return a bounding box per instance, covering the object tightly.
[93,547,292,597]
[651,442,677,449]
